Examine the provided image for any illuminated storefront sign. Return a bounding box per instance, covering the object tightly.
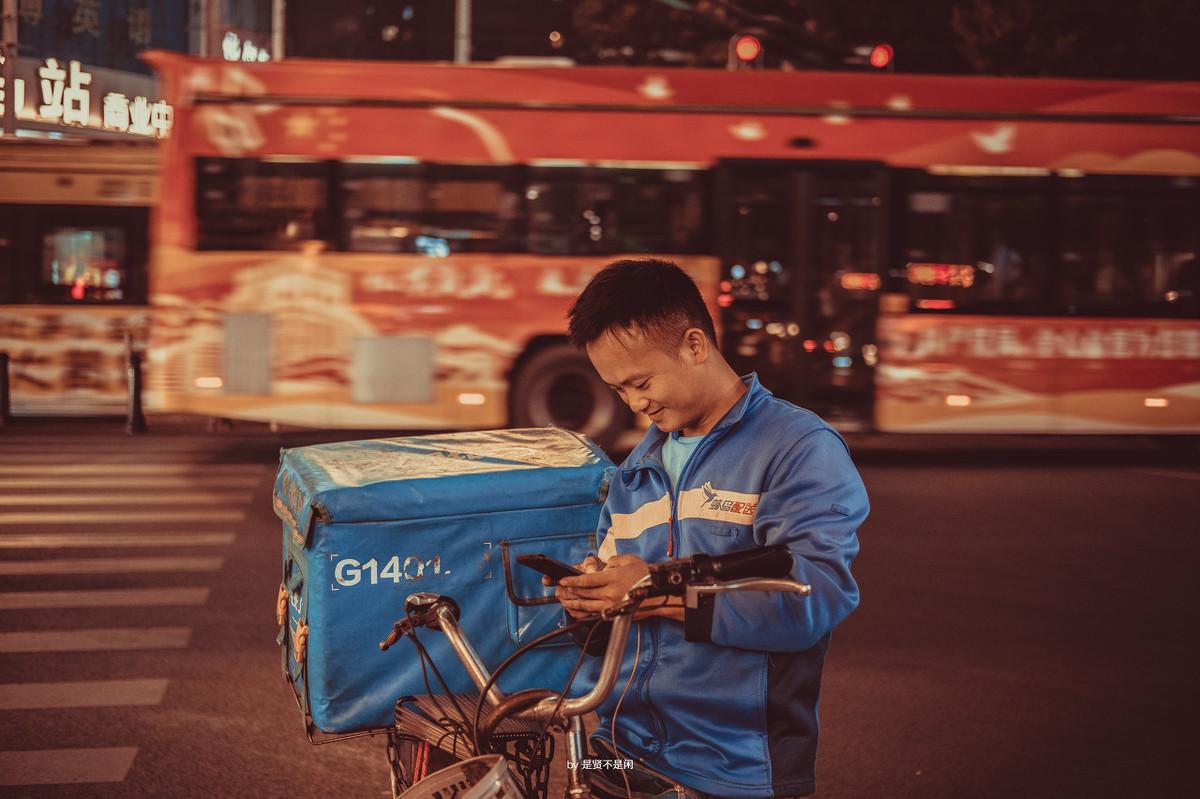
[0,55,172,138]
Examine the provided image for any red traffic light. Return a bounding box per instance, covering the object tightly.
[734,34,762,63]
[869,43,894,69]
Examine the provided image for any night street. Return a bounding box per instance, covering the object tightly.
[1,422,1196,797]
[3,0,1198,796]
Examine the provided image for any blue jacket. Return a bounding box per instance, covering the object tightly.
[582,374,868,798]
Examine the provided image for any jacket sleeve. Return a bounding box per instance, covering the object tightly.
[708,428,867,653]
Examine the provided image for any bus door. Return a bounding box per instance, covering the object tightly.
[715,160,888,426]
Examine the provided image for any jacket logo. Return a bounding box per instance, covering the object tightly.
[700,482,757,517]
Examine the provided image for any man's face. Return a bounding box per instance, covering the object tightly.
[586,326,702,434]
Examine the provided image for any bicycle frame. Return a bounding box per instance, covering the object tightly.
[391,574,811,799]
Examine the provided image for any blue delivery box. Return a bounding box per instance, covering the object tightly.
[273,428,615,734]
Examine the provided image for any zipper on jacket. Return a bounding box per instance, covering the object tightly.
[669,424,732,555]
[635,444,676,559]
[666,381,758,553]
[667,473,679,558]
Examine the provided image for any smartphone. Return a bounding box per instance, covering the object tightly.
[517,553,583,584]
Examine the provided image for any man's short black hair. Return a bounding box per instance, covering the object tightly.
[568,258,717,350]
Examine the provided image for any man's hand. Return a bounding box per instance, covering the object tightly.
[552,554,650,617]
[543,555,603,619]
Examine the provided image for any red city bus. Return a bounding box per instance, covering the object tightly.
[144,53,1199,441]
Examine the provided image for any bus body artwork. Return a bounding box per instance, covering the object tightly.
[0,141,157,415]
[877,316,1200,432]
[85,54,1200,437]
[150,249,717,431]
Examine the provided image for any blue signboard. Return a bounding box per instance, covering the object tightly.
[17,0,190,75]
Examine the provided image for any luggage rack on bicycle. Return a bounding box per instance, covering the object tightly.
[388,692,555,798]
[380,544,810,799]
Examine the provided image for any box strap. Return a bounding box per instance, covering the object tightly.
[277,555,315,737]
[500,540,559,608]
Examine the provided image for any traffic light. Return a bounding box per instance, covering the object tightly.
[735,35,762,63]
[869,43,894,70]
[728,31,765,70]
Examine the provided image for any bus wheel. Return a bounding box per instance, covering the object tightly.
[509,345,631,450]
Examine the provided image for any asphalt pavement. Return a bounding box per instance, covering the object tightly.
[0,417,1197,798]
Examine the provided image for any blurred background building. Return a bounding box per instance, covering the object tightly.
[279,0,1200,77]
[1,0,188,139]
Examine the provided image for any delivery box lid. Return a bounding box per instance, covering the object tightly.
[274,428,613,538]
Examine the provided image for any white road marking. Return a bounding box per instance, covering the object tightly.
[0,587,210,609]
[0,532,235,549]
[0,454,242,464]
[0,509,245,524]
[0,627,191,653]
[0,444,220,453]
[1126,468,1200,482]
[0,678,169,710]
[0,463,266,476]
[0,476,252,489]
[0,747,139,786]
[0,556,223,576]
[0,492,254,505]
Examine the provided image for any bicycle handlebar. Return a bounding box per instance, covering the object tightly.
[380,546,811,737]
[645,544,795,596]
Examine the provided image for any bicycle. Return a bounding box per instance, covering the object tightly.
[377,544,811,799]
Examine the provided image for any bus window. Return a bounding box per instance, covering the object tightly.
[527,170,610,255]
[341,163,523,254]
[611,169,706,254]
[41,227,128,302]
[813,176,883,299]
[2,204,149,305]
[1059,176,1199,318]
[527,167,706,255]
[196,158,333,250]
[718,166,793,304]
[900,174,1050,314]
[1157,186,1200,317]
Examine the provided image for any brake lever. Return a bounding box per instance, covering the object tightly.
[684,578,811,608]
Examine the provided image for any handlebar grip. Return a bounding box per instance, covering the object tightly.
[701,544,793,582]
[647,545,795,596]
[378,619,411,651]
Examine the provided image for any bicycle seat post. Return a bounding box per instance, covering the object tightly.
[565,714,591,799]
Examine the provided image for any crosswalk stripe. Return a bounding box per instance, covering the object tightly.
[0,492,254,505]
[0,533,235,549]
[0,678,169,710]
[0,439,228,447]
[0,509,246,524]
[0,587,210,609]
[0,556,223,576]
[0,476,253,489]
[0,456,236,465]
[0,452,251,462]
[0,627,191,653]
[0,464,266,476]
[0,747,139,786]
[0,444,223,452]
